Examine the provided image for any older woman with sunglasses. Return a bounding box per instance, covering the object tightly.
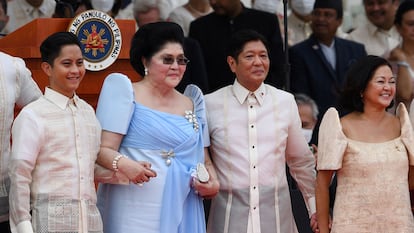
[94,22,219,233]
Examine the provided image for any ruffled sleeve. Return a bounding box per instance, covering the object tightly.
[317,108,348,170]
[96,73,135,134]
[397,103,414,166]
[184,84,210,147]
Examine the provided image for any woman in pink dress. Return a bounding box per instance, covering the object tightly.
[316,55,414,233]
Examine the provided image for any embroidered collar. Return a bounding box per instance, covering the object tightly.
[232,79,266,106]
[44,87,79,110]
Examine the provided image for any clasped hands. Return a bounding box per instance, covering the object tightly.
[117,159,157,186]
[118,158,220,197]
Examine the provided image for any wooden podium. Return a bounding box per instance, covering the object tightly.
[0,18,141,108]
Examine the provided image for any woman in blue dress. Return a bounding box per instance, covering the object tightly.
[94,22,219,233]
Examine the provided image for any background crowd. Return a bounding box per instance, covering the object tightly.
[1,0,414,233]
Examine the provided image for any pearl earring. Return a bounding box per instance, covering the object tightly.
[144,67,148,76]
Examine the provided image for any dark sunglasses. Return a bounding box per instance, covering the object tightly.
[161,55,190,66]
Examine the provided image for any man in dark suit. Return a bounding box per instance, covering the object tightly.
[289,0,367,143]
[189,0,285,93]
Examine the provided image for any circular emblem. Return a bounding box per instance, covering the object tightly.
[68,10,122,71]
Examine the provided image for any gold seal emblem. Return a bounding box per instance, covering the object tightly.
[68,10,122,71]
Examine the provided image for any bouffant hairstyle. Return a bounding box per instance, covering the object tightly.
[339,55,393,113]
[130,21,185,77]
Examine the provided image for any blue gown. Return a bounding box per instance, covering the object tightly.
[95,73,208,233]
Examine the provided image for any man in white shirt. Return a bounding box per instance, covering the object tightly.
[9,32,103,233]
[346,0,400,57]
[1,0,55,35]
[205,29,317,233]
[0,51,41,233]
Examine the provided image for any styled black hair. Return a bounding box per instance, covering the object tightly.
[226,29,270,60]
[130,21,185,77]
[40,31,81,65]
[340,55,393,113]
[395,0,414,25]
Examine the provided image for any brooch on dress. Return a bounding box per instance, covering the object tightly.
[161,149,175,166]
[185,110,199,131]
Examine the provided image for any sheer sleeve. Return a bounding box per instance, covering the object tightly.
[13,56,42,107]
[9,108,42,233]
[398,103,414,165]
[96,73,135,134]
[317,108,348,170]
[184,84,210,147]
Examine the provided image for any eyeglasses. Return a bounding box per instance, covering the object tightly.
[161,55,190,66]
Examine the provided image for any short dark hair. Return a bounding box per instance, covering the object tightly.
[226,29,270,60]
[130,21,185,77]
[339,55,393,112]
[395,0,414,25]
[40,32,82,65]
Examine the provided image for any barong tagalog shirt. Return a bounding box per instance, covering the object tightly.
[205,80,316,233]
[0,52,41,223]
[1,0,56,34]
[9,87,103,233]
[346,20,401,57]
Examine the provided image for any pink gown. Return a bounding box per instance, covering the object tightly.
[317,104,414,232]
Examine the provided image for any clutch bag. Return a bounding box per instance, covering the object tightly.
[196,163,209,183]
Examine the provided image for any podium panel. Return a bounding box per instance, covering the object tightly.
[0,18,141,108]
